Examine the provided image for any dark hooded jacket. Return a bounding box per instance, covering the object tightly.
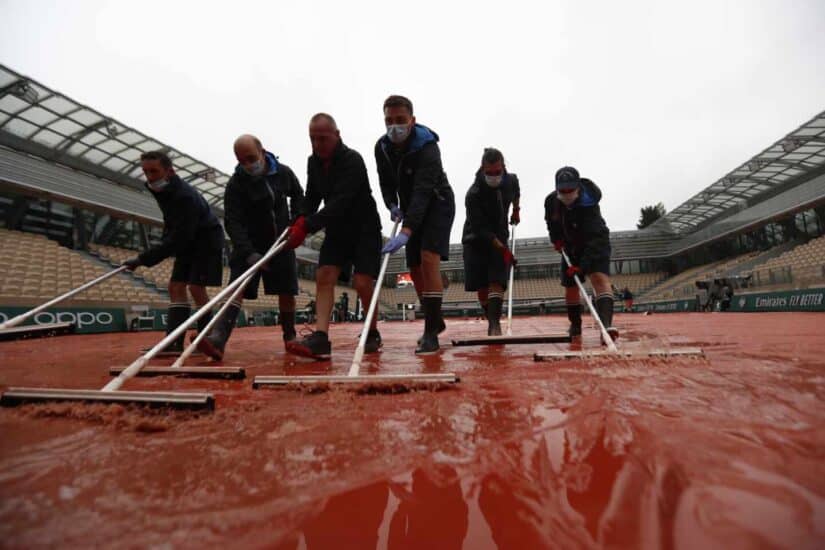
[139,174,223,267]
[545,178,610,273]
[462,172,520,246]
[224,151,304,262]
[374,124,452,233]
[303,141,380,234]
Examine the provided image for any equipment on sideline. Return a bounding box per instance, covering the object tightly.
[451,225,570,347]
[534,249,704,361]
[253,221,460,390]
[1,230,291,410]
[0,266,129,340]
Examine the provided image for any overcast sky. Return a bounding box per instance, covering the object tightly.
[2,0,824,241]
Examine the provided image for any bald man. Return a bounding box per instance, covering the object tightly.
[198,135,304,360]
[283,113,383,360]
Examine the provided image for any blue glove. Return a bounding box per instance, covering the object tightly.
[390,204,403,223]
[382,232,409,254]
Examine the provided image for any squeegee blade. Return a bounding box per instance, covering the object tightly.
[534,347,704,361]
[0,322,76,341]
[108,366,245,380]
[0,387,215,410]
[252,373,459,388]
[452,333,570,346]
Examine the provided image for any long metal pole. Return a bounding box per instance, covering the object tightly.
[506,224,516,336]
[560,249,618,352]
[0,266,129,330]
[348,220,400,376]
[103,228,290,391]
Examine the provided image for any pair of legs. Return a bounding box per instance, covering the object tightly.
[314,266,376,334]
[562,264,618,342]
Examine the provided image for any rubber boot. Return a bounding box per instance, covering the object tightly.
[165,303,191,353]
[286,330,332,360]
[196,309,213,335]
[197,302,240,361]
[595,295,619,343]
[567,303,582,338]
[416,296,442,355]
[280,310,296,342]
[487,296,503,336]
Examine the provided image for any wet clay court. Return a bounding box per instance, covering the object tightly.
[1,313,823,549]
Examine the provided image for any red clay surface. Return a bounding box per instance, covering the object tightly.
[1,313,823,549]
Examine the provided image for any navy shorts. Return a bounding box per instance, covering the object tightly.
[560,246,611,288]
[170,226,224,287]
[318,218,382,280]
[463,241,508,292]
[230,248,298,299]
[405,187,455,267]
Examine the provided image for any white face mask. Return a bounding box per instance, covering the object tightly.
[484,175,503,188]
[386,124,410,144]
[243,159,265,176]
[558,188,579,207]
[148,178,170,192]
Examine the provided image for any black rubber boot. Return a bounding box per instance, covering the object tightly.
[567,303,582,338]
[416,296,442,355]
[595,295,619,343]
[280,310,296,342]
[487,296,503,336]
[286,330,331,360]
[197,302,241,361]
[364,329,382,353]
[164,303,191,353]
[196,309,213,335]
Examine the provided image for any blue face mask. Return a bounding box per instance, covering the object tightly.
[148,178,170,192]
[386,124,410,144]
[243,159,265,176]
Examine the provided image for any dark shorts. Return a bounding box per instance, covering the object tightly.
[560,246,611,288]
[405,187,456,268]
[170,228,224,287]
[230,248,298,299]
[318,219,382,280]
[463,242,508,291]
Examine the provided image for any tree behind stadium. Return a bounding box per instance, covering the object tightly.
[637,202,667,229]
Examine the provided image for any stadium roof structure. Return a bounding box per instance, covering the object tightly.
[652,110,825,234]
[0,64,229,214]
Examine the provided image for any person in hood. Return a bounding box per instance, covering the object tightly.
[123,150,224,353]
[462,148,520,335]
[545,166,618,342]
[375,95,455,354]
[283,113,383,360]
[197,135,303,360]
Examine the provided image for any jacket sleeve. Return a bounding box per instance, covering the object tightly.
[466,189,495,244]
[222,181,256,262]
[301,159,323,219]
[139,195,199,267]
[402,142,444,233]
[374,141,399,210]
[284,166,305,223]
[305,151,368,234]
[545,193,564,244]
[510,174,521,202]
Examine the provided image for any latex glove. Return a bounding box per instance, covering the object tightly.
[381,232,409,254]
[285,216,308,250]
[566,264,582,279]
[122,257,142,271]
[510,208,520,225]
[553,240,564,252]
[246,252,269,271]
[501,247,517,270]
[390,204,404,223]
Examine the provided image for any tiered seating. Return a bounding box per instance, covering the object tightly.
[748,235,825,287]
[90,244,174,288]
[0,229,161,304]
[640,257,736,301]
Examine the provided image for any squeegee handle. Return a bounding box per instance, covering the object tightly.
[172,230,290,368]
[104,228,291,391]
[349,220,400,376]
[0,265,130,330]
[561,249,618,352]
[506,223,516,336]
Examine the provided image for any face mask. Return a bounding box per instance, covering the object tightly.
[484,175,503,188]
[558,188,579,207]
[148,179,170,192]
[243,159,265,176]
[386,124,410,144]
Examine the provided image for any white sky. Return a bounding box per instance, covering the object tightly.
[2,0,824,241]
